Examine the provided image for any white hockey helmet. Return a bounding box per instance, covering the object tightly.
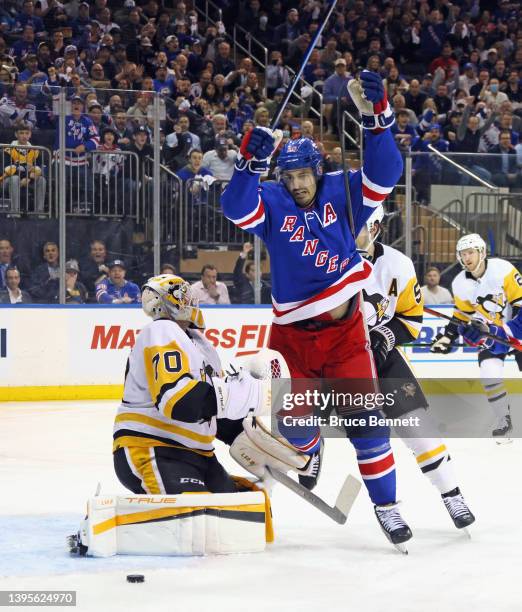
[142,274,204,328]
[456,233,487,271]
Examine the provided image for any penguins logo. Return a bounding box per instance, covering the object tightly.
[364,291,390,326]
[401,383,417,398]
[476,293,505,315]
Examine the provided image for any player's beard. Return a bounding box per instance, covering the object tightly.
[292,187,316,209]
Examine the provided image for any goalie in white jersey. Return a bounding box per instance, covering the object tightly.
[431,234,522,437]
[357,208,475,530]
[113,274,270,495]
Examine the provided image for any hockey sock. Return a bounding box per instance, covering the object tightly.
[352,438,396,506]
[482,380,510,419]
[480,358,510,419]
[401,436,458,495]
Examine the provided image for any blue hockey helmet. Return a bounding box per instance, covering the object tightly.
[276,137,323,179]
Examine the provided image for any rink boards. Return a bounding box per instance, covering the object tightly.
[0,304,520,400]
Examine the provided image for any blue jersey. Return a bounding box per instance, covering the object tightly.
[96,279,141,304]
[221,131,403,324]
[54,114,99,166]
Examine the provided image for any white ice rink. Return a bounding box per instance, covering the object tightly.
[1,401,521,612]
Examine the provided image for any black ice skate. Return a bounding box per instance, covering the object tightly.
[374,503,412,553]
[298,439,324,491]
[442,487,476,530]
[492,413,512,438]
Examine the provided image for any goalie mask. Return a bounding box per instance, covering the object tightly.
[456,233,487,274]
[142,274,204,329]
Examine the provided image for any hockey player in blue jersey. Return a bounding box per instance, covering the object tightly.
[221,71,413,546]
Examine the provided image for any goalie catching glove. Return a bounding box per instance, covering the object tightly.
[347,70,394,132]
[236,126,283,173]
[210,368,271,420]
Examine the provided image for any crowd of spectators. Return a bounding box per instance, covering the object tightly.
[0,235,271,304]
[1,0,522,300]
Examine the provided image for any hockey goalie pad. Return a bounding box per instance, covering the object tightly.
[75,491,268,557]
[230,417,309,479]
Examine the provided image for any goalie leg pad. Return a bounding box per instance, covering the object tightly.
[76,491,268,557]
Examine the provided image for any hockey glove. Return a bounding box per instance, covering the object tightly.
[430,327,458,354]
[458,320,490,346]
[347,70,394,132]
[211,369,270,420]
[236,127,283,173]
[482,324,510,356]
[370,326,395,371]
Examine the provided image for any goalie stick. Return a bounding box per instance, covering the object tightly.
[266,466,361,525]
[424,306,521,351]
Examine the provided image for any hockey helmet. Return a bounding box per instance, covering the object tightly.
[142,274,204,328]
[456,233,487,271]
[276,137,323,179]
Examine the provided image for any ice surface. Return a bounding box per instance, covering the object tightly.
[1,401,521,612]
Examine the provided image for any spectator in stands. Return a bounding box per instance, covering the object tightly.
[161,263,176,275]
[488,130,520,187]
[177,148,215,209]
[412,123,449,202]
[459,63,478,95]
[2,121,46,216]
[391,110,418,152]
[404,79,427,118]
[55,95,98,210]
[273,8,304,54]
[0,239,28,288]
[10,24,38,60]
[122,125,153,211]
[420,9,447,62]
[0,83,37,129]
[202,136,237,181]
[93,126,125,214]
[96,259,141,304]
[421,267,453,304]
[112,111,133,147]
[433,83,452,118]
[455,104,497,181]
[233,242,270,304]
[214,41,235,76]
[167,115,201,154]
[322,58,350,134]
[0,266,32,304]
[29,241,60,303]
[429,43,459,83]
[265,50,290,98]
[482,77,509,110]
[80,239,109,298]
[191,264,230,305]
[65,259,87,304]
[323,146,343,172]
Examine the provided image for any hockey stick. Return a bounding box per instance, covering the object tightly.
[270,0,338,130]
[266,466,361,525]
[337,86,356,236]
[424,306,521,351]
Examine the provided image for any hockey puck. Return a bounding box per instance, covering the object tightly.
[126,574,145,583]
